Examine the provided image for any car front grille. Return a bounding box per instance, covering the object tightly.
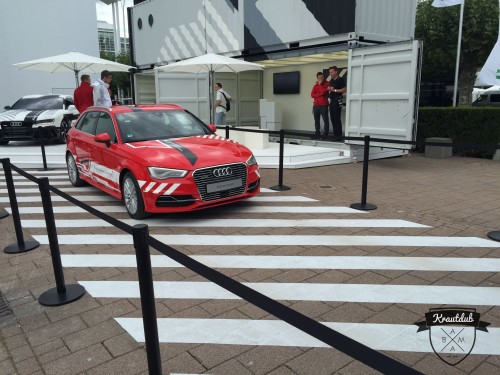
[193,163,247,201]
[1,122,32,136]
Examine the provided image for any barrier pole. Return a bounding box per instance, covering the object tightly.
[38,127,54,171]
[270,129,291,191]
[350,135,377,210]
[37,177,85,306]
[225,125,230,139]
[133,224,162,375]
[1,158,39,253]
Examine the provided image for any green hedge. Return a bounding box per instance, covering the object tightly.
[417,107,500,158]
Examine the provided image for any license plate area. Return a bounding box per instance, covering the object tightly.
[206,178,242,193]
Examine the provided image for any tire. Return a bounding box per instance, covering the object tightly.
[57,119,70,144]
[66,153,85,187]
[122,172,150,219]
[0,140,9,145]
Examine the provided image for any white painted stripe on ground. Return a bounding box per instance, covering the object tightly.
[0,180,74,187]
[80,281,500,305]
[61,254,500,272]
[34,234,500,247]
[0,195,312,203]
[8,205,365,214]
[21,218,429,228]
[0,195,120,203]
[115,318,500,354]
[1,169,68,175]
[0,175,68,180]
[0,187,98,194]
[249,196,317,202]
[259,188,277,193]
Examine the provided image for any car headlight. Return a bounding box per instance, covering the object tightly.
[246,154,257,166]
[35,119,55,125]
[148,167,188,179]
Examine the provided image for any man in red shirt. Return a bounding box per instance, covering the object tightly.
[310,72,330,140]
[73,74,93,113]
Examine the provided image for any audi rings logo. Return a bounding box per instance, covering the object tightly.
[213,167,233,178]
[10,122,22,127]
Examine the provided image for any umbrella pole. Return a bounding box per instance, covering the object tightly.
[74,70,79,88]
[209,71,214,124]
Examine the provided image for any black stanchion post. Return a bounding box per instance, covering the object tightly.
[37,177,85,306]
[225,125,230,139]
[133,224,162,375]
[1,158,39,253]
[270,129,291,191]
[350,135,377,211]
[39,127,49,171]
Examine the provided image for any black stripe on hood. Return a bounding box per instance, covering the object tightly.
[161,139,198,166]
[24,110,45,122]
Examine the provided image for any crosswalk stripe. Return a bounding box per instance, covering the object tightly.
[0,195,316,203]
[20,218,428,228]
[0,187,279,195]
[33,234,500,247]
[0,175,68,180]
[0,180,74,187]
[0,169,67,175]
[114,318,500,354]
[8,205,365,214]
[80,281,500,305]
[61,254,500,272]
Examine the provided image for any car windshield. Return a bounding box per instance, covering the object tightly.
[116,110,212,143]
[10,96,64,110]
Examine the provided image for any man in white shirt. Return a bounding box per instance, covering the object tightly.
[93,70,113,107]
[213,82,231,125]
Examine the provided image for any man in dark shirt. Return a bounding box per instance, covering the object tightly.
[73,74,93,113]
[328,66,346,141]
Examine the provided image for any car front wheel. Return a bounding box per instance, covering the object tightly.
[58,119,70,144]
[0,140,9,145]
[66,153,85,186]
[122,172,149,219]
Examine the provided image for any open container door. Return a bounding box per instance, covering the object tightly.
[345,40,422,149]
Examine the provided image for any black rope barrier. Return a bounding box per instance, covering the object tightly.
[37,177,86,306]
[133,224,162,375]
[1,158,39,254]
[350,135,377,211]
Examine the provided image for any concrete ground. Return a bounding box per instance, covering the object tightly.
[1,152,500,374]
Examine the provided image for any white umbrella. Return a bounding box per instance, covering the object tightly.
[13,51,134,87]
[156,53,264,122]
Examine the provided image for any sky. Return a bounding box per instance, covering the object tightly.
[95,0,134,36]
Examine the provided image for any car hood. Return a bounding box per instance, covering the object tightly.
[0,109,63,122]
[123,135,251,169]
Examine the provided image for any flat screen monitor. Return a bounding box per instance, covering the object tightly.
[273,71,300,94]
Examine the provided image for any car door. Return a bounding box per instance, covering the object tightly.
[72,111,99,179]
[90,112,122,196]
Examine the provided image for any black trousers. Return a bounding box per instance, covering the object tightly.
[313,105,329,135]
[329,99,343,137]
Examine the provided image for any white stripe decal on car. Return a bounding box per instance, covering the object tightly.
[153,183,168,195]
[164,183,180,195]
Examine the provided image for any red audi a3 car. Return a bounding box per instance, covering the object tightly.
[65,104,260,219]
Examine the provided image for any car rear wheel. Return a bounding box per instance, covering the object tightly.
[66,153,85,187]
[122,172,150,219]
[57,119,70,144]
[0,140,9,145]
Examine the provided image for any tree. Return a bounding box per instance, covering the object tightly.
[415,0,498,105]
[99,50,132,101]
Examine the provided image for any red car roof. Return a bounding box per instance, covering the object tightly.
[93,104,185,114]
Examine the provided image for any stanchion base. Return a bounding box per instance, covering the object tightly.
[0,210,9,219]
[4,240,40,254]
[38,284,86,306]
[487,231,500,242]
[270,185,291,191]
[350,202,377,211]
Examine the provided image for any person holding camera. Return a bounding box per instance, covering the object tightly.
[328,66,346,141]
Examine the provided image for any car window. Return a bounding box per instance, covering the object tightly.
[76,111,100,134]
[115,110,211,143]
[491,94,500,103]
[95,113,117,143]
[10,96,64,110]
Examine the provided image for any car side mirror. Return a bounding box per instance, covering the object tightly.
[95,133,111,147]
[4,105,11,110]
[208,124,217,133]
[67,104,79,114]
